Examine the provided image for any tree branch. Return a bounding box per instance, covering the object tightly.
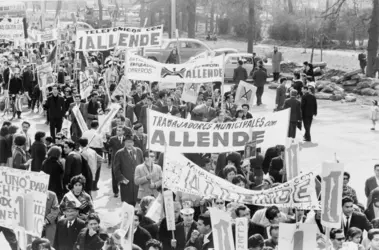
[319,0,347,18]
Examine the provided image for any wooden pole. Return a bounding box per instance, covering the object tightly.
[175,29,181,64]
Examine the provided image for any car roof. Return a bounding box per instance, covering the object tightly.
[214,48,239,52]
[225,53,253,58]
[163,38,212,50]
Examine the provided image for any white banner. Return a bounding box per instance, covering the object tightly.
[119,202,134,249]
[181,82,201,104]
[146,193,164,223]
[321,162,344,228]
[278,223,317,250]
[163,190,176,231]
[209,207,235,250]
[29,29,58,43]
[75,25,163,51]
[0,167,49,236]
[285,138,300,181]
[0,18,24,41]
[127,53,224,83]
[97,103,121,134]
[235,80,257,107]
[235,218,248,250]
[148,109,290,153]
[72,106,89,133]
[163,153,319,209]
[111,76,132,100]
[36,63,53,74]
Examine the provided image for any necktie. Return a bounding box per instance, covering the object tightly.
[345,216,349,230]
[129,150,133,159]
[119,137,122,143]
[67,221,72,228]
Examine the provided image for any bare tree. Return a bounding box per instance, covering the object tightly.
[247,0,255,53]
[366,0,379,77]
[288,0,294,14]
[98,0,103,28]
[188,0,196,38]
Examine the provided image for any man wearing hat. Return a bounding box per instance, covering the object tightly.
[175,205,197,250]
[54,201,85,250]
[113,134,144,206]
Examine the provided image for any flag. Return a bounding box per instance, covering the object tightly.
[46,45,57,63]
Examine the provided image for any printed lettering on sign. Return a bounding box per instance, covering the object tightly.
[321,162,344,228]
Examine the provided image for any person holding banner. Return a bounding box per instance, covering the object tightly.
[68,94,85,142]
[176,207,198,250]
[83,92,102,128]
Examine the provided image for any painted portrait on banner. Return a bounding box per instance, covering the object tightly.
[278,223,317,250]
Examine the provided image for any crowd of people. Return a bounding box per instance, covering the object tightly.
[0,39,377,250]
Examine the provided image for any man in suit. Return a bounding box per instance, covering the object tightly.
[108,126,126,198]
[216,152,242,178]
[186,213,214,250]
[301,86,317,142]
[45,85,65,140]
[283,89,302,138]
[269,147,285,183]
[83,91,101,128]
[155,90,167,112]
[225,94,238,117]
[133,211,152,249]
[23,64,34,109]
[175,207,198,250]
[133,85,146,105]
[161,97,179,115]
[133,123,147,154]
[54,201,86,250]
[242,104,253,120]
[341,196,372,237]
[140,96,159,133]
[113,135,144,206]
[63,140,82,190]
[203,97,217,122]
[233,60,248,85]
[252,64,268,106]
[134,96,147,123]
[68,94,85,142]
[44,190,59,244]
[365,164,379,198]
[275,78,287,111]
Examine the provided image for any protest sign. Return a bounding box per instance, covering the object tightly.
[209,207,235,250]
[321,162,344,228]
[72,106,89,133]
[235,80,257,107]
[146,193,165,223]
[181,82,201,104]
[36,63,53,74]
[119,202,134,249]
[163,190,176,231]
[61,119,72,139]
[75,25,163,51]
[111,76,132,100]
[36,63,53,102]
[235,218,248,250]
[0,232,11,250]
[74,60,82,70]
[148,109,290,153]
[79,75,93,100]
[97,103,121,134]
[0,167,49,236]
[127,53,224,83]
[158,82,176,90]
[37,28,58,42]
[29,54,37,64]
[163,153,319,209]
[0,18,24,41]
[285,138,300,181]
[278,223,317,250]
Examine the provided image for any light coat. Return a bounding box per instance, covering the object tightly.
[134,163,162,199]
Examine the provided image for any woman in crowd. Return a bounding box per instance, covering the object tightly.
[74,213,108,250]
[42,146,65,201]
[12,134,32,169]
[60,174,94,220]
[30,131,47,172]
[223,165,237,183]
[6,124,18,159]
[0,126,9,165]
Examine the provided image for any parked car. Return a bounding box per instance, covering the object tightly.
[144,38,212,63]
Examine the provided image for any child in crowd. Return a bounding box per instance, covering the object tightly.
[370,100,379,130]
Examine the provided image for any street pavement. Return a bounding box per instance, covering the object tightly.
[0,86,377,227]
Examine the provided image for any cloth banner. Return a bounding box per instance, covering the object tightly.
[119,202,134,249]
[72,106,89,133]
[0,232,11,250]
[163,153,319,209]
[28,29,58,43]
[163,190,176,231]
[235,80,257,107]
[36,63,53,74]
[181,83,201,104]
[321,162,344,228]
[285,138,300,180]
[61,118,71,139]
[146,193,165,223]
[36,63,53,101]
[111,76,132,100]
[209,207,235,250]
[97,103,121,134]
[126,53,224,83]
[148,109,290,153]
[75,25,163,51]
[278,223,317,250]
[0,167,50,236]
[235,218,248,250]
[158,82,176,90]
[0,18,24,41]
[79,74,94,100]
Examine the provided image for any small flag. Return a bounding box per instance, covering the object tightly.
[46,45,57,63]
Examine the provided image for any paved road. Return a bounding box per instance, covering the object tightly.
[1,87,376,227]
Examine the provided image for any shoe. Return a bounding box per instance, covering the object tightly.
[114,193,119,198]
[371,128,375,130]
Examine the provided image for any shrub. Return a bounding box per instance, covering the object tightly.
[268,14,302,41]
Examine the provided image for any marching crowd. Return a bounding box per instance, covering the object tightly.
[0,41,378,250]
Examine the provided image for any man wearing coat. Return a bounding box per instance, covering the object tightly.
[176,208,198,250]
[45,85,65,140]
[139,96,159,133]
[44,190,59,244]
[186,213,214,250]
[83,92,101,128]
[113,135,143,206]
[161,97,179,116]
[275,78,287,111]
[283,89,302,138]
[68,94,85,142]
[301,86,317,142]
[134,151,162,200]
[252,64,268,106]
[63,140,83,189]
[54,201,86,250]
[233,60,248,85]
[341,196,372,236]
[108,126,126,198]
[365,165,379,199]
[272,46,283,82]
